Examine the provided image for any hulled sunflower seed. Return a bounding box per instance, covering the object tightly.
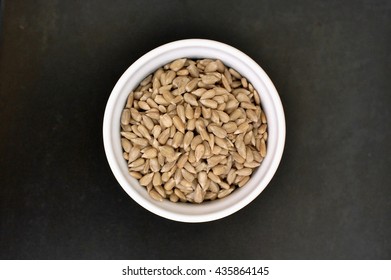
[199,99,218,109]
[183,93,198,106]
[260,138,267,157]
[149,158,159,172]
[170,58,187,71]
[129,171,142,179]
[177,154,189,169]
[200,89,216,100]
[193,185,203,203]
[121,138,131,153]
[201,74,220,85]
[208,172,221,183]
[159,145,175,159]
[140,172,154,186]
[121,109,130,125]
[169,193,179,202]
[153,172,162,186]
[195,143,205,162]
[218,187,235,198]
[149,190,163,201]
[208,124,227,138]
[236,168,253,176]
[160,114,173,128]
[142,147,158,159]
[238,176,250,187]
[185,78,199,92]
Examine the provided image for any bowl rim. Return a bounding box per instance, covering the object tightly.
[103,39,285,222]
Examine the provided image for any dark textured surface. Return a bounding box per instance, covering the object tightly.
[1,0,390,259]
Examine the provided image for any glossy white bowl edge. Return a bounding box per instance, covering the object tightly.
[103,39,285,223]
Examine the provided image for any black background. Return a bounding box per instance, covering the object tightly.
[1,0,390,259]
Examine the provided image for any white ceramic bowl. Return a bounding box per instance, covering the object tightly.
[103,39,285,223]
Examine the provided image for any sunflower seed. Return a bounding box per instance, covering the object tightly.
[195,143,205,162]
[138,125,151,140]
[174,188,187,201]
[193,106,202,118]
[170,58,187,71]
[138,101,150,111]
[187,118,196,131]
[212,165,226,176]
[129,171,142,179]
[222,122,237,134]
[130,138,149,147]
[207,155,226,167]
[172,131,184,149]
[199,99,218,109]
[177,69,189,76]
[185,78,199,92]
[201,106,212,119]
[160,160,176,173]
[121,109,130,125]
[164,178,176,191]
[140,172,154,186]
[236,92,251,103]
[208,172,221,183]
[218,181,230,190]
[184,104,194,120]
[205,191,218,200]
[218,187,235,198]
[193,185,203,203]
[160,114,172,128]
[121,138,131,153]
[192,88,206,97]
[253,89,261,105]
[225,99,239,112]
[208,124,227,138]
[260,138,267,157]
[181,169,195,183]
[157,128,170,144]
[197,171,207,189]
[232,151,246,164]
[234,122,250,135]
[145,108,160,120]
[235,136,246,159]
[238,176,250,187]
[149,189,163,201]
[190,135,202,151]
[227,169,237,185]
[187,64,199,78]
[241,102,257,110]
[152,172,162,186]
[184,162,197,174]
[169,193,179,202]
[236,168,253,176]
[246,147,254,162]
[200,89,216,100]
[201,74,220,85]
[204,61,218,73]
[159,145,175,159]
[126,92,134,108]
[259,123,267,134]
[151,125,162,139]
[244,161,261,168]
[142,147,158,159]
[183,93,198,106]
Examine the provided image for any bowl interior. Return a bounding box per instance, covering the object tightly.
[103,39,285,222]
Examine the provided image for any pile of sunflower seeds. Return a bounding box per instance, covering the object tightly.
[120,58,267,203]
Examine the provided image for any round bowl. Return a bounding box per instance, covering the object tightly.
[103,39,285,223]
